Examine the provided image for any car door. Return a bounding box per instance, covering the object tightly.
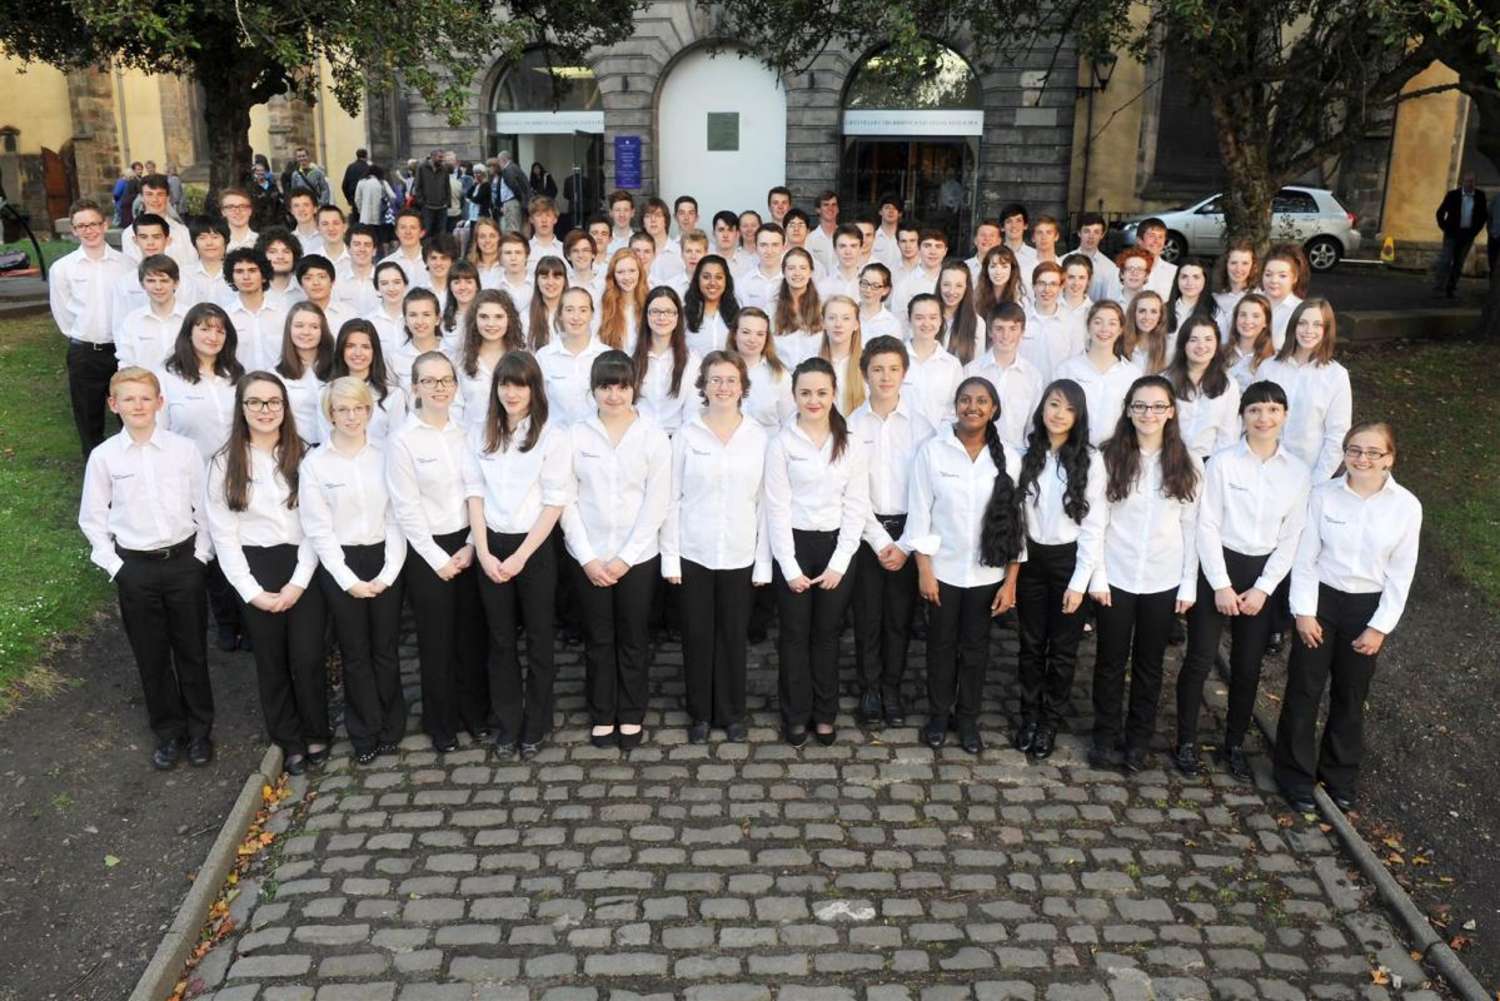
[1190,195,1227,255]
[1271,188,1320,244]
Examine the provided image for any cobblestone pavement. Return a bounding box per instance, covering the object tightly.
[185,622,1437,1001]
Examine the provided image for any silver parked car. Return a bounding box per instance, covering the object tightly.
[1118,186,1363,272]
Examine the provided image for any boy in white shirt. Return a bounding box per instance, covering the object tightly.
[890,223,923,289]
[668,230,710,297]
[286,189,324,256]
[966,302,1044,450]
[51,198,131,456]
[184,219,232,308]
[673,195,700,238]
[873,195,903,268]
[1075,213,1120,304]
[497,231,533,312]
[817,224,865,300]
[379,208,430,288]
[78,366,213,770]
[258,228,304,305]
[297,254,357,335]
[528,196,566,262]
[1023,261,1077,382]
[1032,215,1064,266]
[112,214,172,334]
[805,190,841,273]
[218,187,258,251]
[315,205,350,268]
[737,224,786,311]
[1000,203,1038,278]
[641,197,683,280]
[1136,217,1178,297]
[117,255,187,370]
[854,220,877,267]
[780,209,826,278]
[891,229,948,323]
[964,218,1002,283]
[336,224,382,317]
[606,190,635,255]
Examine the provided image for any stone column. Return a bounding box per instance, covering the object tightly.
[64,66,123,205]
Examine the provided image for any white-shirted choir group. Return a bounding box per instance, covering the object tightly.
[62,182,1419,814]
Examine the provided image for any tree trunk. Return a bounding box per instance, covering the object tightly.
[1210,93,1277,254]
[196,61,261,205]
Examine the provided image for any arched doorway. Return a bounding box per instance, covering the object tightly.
[658,47,788,223]
[839,44,982,249]
[487,48,605,228]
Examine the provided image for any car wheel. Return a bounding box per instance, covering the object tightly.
[1163,232,1187,263]
[1304,236,1342,272]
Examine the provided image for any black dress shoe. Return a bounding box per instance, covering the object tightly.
[518,741,542,760]
[814,727,836,747]
[187,737,214,767]
[1219,745,1252,782]
[215,623,239,653]
[884,705,906,728]
[1173,742,1201,777]
[619,728,645,751]
[922,720,946,749]
[687,721,710,744]
[284,754,307,776]
[959,726,984,756]
[1167,616,1186,646]
[376,742,400,757]
[355,747,378,765]
[785,724,809,748]
[306,745,330,768]
[1285,791,1317,814]
[468,727,494,745]
[1122,747,1150,773]
[432,736,459,753]
[1030,724,1057,760]
[152,739,182,771]
[1087,743,1122,769]
[857,693,883,728]
[491,735,517,758]
[590,728,618,749]
[724,722,748,743]
[1012,720,1037,753]
[1327,791,1357,812]
[1265,631,1284,656]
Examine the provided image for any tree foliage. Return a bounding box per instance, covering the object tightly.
[0,0,644,191]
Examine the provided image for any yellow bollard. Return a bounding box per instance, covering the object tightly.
[1380,236,1396,263]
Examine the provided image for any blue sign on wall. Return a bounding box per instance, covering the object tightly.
[614,135,642,189]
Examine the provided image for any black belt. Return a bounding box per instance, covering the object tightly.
[874,513,907,536]
[69,338,116,352]
[117,537,196,561]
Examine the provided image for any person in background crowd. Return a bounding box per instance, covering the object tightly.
[1432,172,1488,298]
[282,146,332,207]
[530,162,559,202]
[341,147,371,208]
[414,149,452,241]
[113,161,144,228]
[248,161,284,231]
[496,152,532,234]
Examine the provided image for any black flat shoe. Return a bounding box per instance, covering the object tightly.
[687,721,710,744]
[884,705,906,728]
[187,737,214,767]
[152,739,182,771]
[1030,724,1057,760]
[1327,790,1356,812]
[922,720,946,749]
[519,741,542,760]
[618,728,645,751]
[1012,720,1037,753]
[284,754,307,776]
[1285,792,1317,814]
[468,727,494,745]
[856,693,883,728]
[1122,747,1150,773]
[376,742,400,757]
[724,722,748,743]
[959,726,984,756]
[306,745,330,767]
[785,725,809,748]
[1265,631,1284,656]
[590,728,617,749]
[432,736,459,753]
[355,747,378,765]
[1174,742,1201,776]
[814,727,836,747]
[1087,743,1122,769]
[215,624,239,653]
[1218,745,1252,782]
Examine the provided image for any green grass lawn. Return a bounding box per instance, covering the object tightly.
[0,237,75,270]
[1345,336,1500,606]
[0,314,111,709]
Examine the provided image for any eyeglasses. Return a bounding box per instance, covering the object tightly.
[417,376,457,389]
[1121,264,1148,275]
[705,376,741,387]
[74,220,105,231]
[1343,446,1389,461]
[331,405,370,418]
[646,308,679,319]
[1128,402,1172,416]
[857,280,887,291]
[243,398,285,413]
[222,202,252,212]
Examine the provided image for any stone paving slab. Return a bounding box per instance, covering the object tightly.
[184,624,1435,1001]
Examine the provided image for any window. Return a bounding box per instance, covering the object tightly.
[491,49,601,113]
[844,44,980,110]
[0,126,17,154]
[1272,189,1319,214]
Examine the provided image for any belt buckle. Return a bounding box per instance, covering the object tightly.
[148,546,173,560]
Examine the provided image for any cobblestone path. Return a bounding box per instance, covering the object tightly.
[185,624,1434,1001]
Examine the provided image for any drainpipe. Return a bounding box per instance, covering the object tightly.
[113,64,132,167]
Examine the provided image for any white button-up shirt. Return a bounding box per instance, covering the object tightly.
[298,441,406,590]
[1092,449,1203,600]
[1145,258,1177,298]
[279,367,326,445]
[685,310,731,358]
[817,270,860,302]
[964,351,1044,451]
[903,431,1026,588]
[385,414,472,571]
[50,244,131,344]
[160,369,237,461]
[763,421,871,580]
[849,397,937,551]
[1053,354,1143,446]
[771,328,822,369]
[535,336,610,428]
[902,343,964,428]
[636,347,702,436]
[79,426,209,578]
[1175,379,1242,461]
[743,358,795,431]
[890,268,941,327]
[1255,356,1352,480]
[660,415,770,578]
[204,445,317,602]
[226,295,289,371]
[456,354,500,432]
[805,225,838,274]
[116,302,187,371]
[386,337,455,397]
[1197,440,1310,594]
[737,268,782,312]
[461,419,574,535]
[1267,294,1302,351]
[1290,474,1422,635]
[181,261,232,309]
[1083,250,1120,305]
[378,249,430,289]
[1022,305,1081,384]
[1022,448,1107,593]
[860,308,902,340]
[334,262,381,317]
[561,413,672,567]
[125,220,199,271]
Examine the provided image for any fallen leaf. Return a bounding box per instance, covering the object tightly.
[1450,935,1471,951]
[103,854,120,868]
[1387,852,1405,865]
[1371,967,1391,985]
[1462,919,1477,931]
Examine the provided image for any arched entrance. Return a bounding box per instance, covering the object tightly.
[839,44,982,249]
[658,47,788,223]
[487,48,604,227]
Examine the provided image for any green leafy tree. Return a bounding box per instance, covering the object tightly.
[0,0,645,195]
[707,0,1500,252]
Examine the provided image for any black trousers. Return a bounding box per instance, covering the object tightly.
[240,544,330,756]
[116,543,212,743]
[205,558,242,634]
[573,555,658,726]
[66,339,117,457]
[316,545,405,753]
[679,561,753,727]
[476,530,557,744]
[1092,585,1177,750]
[926,579,1000,727]
[852,515,917,707]
[1272,585,1382,799]
[403,528,488,742]
[1015,540,1086,726]
[1176,549,1274,748]
[775,529,858,728]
